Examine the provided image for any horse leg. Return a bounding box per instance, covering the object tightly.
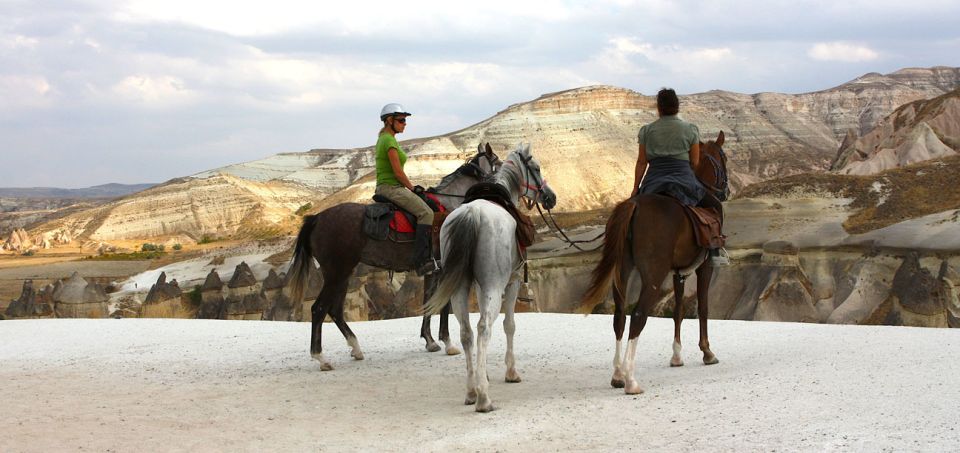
[420,274,442,353]
[440,302,460,355]
[330,288,363,361]
[503,279,521,383]
[670,273,685,367]
[450,282,476,405]
[623,276,664,395]
[310,277,343,371]
[696,265,719,365]
[473,284,502,412]
[611,265,634,389]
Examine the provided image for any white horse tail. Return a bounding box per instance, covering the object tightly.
[423,207,480,315]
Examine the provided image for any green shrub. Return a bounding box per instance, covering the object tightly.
[141,243,159,252]
[198,235,218,244]
[22,249,35,256]
[172,243,182,251]
[295,202,313,216]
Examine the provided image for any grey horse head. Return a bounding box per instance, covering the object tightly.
[514,143,557,210]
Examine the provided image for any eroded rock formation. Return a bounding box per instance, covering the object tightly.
[141,272,194,319]
[53,272,109,318]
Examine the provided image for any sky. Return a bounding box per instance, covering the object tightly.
[1,0,958,188]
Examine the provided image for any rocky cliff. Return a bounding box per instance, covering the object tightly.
[832,88,960,174]
[25,66,960,241]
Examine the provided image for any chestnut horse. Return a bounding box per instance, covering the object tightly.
[287,145,501,370]
[580,131,729,395]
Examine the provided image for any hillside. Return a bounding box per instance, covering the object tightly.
[24,66,960,241]
[832,88,960,174]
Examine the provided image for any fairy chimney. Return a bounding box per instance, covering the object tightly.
[53,272,109,318]
[263,269,299,321]
[5,280,54,319]
[142,272,192,318]
[197,269,226,319]
[225,262,266,320]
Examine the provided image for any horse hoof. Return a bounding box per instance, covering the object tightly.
[670,358,684,367]
[351,351,364,361]
[475,395,494,413]
[465,390,477,405]
[624,381,644,395]
[426,342,441,353]
[445,345,462,356]
[505,370,522,383]
[703,355,719,365]
[611,378,625,388]
[312,353,334,371]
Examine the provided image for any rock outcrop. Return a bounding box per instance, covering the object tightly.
[833,88,960,174]
[4,280,54,319]
[141,272,194,318]
[225,262,268,320]
[874,253,952,327]
[197,269,226,319]
[262,269,300,321]
[53,272,109,318]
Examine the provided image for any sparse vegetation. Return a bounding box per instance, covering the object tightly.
[21,249,35,256]
[740,155,960,234]
[84,251,166,261]
[198,235,219,244]
[188,285,202,306]
[295,202,313,216]
[141,243,165,252]
[172,243,182,251]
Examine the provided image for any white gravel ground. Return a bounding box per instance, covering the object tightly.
[1,315,958,452]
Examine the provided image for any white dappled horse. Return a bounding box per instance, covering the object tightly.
[424,143,556,412]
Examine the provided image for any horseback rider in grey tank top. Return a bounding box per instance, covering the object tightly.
[632,88,729,266]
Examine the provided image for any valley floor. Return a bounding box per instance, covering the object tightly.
[1,315,958,452]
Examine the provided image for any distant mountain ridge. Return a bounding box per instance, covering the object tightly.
[0,183,156,199]
[23,66,960,242]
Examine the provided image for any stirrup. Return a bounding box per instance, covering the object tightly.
[416,258,440,276]
[709,247,730,266]
[516,281,534,305]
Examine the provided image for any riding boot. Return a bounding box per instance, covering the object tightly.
[700,193,730,266]
[413,224,439,276]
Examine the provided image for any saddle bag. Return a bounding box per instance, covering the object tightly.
[362,203,394,241]
[683,206,725,249]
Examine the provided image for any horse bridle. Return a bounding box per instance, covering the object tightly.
[508,153,548,210]
[701,144,730,201]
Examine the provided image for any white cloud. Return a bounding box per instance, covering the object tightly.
[111,75,195,105]
[594,37,735,75]
[808,42,879,62]
[115,0,574,36]
[0,75,52,108]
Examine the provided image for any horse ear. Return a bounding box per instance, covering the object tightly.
[485,143,493,156]
[716,131,725,147]
[477,143,484,154]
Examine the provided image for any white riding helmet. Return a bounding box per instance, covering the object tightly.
[380,103,412,121]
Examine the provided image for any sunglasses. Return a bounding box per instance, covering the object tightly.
[393,117,407,124]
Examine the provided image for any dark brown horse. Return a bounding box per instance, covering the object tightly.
[287,145,501,370]
[580,131,729,394]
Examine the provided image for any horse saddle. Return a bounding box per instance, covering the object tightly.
[681,206,725,249]
[464,183,536,248]
[363,193,447,243]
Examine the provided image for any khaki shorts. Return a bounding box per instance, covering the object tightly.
[375,184,434,226]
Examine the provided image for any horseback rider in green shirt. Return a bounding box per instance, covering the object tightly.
[374,103,440,275]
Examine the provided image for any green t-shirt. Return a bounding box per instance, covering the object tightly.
[375,133,406,186]
[637,115,700,161]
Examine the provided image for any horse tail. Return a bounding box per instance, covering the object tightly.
[288,214,319,305]
[578,198,637,314]
[423,207,480,315]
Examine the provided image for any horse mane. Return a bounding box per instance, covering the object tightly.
[432,152,500,192]
[492,151,522,194]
